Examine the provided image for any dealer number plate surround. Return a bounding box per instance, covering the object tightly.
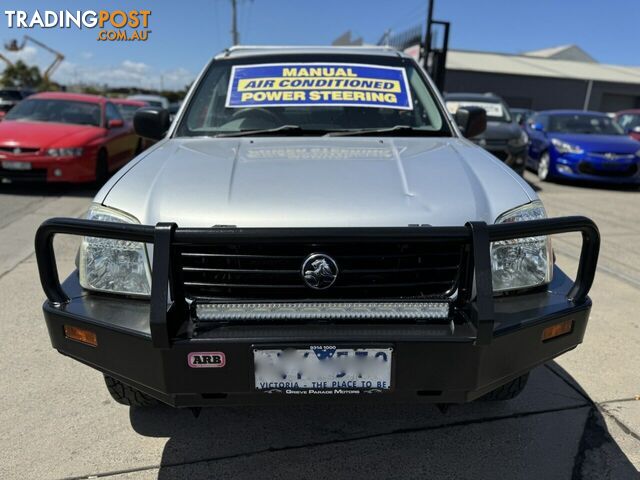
[254,346,393,394]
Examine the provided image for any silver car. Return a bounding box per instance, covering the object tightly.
[35,46,599,408]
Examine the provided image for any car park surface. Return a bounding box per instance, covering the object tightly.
[0,172,638,479]
[0,92,140,183]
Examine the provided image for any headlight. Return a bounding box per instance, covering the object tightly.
[491,201,553,293]
[508,131,529,147]
[551,138,583,154]
[47,147,84,157]
[79,204,151,297]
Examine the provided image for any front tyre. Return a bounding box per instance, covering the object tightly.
[480,373,529,401]
[104,375,159,407]
[537,151,551,181]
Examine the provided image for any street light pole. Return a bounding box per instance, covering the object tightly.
[230,0,239,45]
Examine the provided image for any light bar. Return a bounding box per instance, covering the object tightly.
[196,302,450,321]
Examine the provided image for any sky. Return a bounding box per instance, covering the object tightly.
[1,0,639,90]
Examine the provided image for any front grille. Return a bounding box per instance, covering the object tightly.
[0,167,47,182]
[0,146,40,155]
[588,152,635,161]
[578,162,638,178]
[178,240,467,300]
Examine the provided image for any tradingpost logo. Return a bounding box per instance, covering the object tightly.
[3,10,152,42]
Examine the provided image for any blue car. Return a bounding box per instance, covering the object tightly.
[525,110,640,184]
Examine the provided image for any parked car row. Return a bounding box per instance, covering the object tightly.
[0,92,148,183]
[0,89,182,184]
[445,92,640,186]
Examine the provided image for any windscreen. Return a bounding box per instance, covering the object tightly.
[116,103,143,121]
[5,99,102,127]
[548,114,624,135]
[176,56,450,137]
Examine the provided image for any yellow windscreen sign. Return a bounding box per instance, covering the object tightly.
[226,63,412,110]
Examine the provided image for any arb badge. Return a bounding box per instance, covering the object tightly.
[188,352,226,368]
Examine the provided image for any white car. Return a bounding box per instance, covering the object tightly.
[35,46,600,408]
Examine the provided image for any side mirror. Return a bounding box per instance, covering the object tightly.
[108,119,124,129]
[455,107,486,138]
[134,107,170,141]
[530,122,545,132]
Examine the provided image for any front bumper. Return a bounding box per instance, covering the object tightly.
[551,152,640,184]
[36,217,600,406]
[0,152,98,183]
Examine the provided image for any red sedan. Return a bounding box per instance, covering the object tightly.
[615,110,640,142]
[0,92,140,183]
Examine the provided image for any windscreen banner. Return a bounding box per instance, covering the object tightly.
[226,63,413,110]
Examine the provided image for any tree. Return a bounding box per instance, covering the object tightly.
[1,60,43,88]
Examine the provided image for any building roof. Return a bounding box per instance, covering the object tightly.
[446,49,640,85]
[523,45,597,63]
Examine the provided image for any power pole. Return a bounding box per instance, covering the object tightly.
[230,0,239,45]
[422,0,434,68]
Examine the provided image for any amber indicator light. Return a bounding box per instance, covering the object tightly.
[541,320,573,342]
[64,325,98,347]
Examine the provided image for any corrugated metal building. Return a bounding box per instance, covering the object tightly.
[336,28,640,112]
[444,46,640,112]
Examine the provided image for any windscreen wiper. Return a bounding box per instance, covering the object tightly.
[215,125,325,138]
[325,125,449,137]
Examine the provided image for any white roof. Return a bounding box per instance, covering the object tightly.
[446,50,640,85]
[524,44,597,63]
[219,45,405,59]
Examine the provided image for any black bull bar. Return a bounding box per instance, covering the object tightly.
[35,216,600,349]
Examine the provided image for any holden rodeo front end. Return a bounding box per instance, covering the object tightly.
[34,46,600,408]
[36,215,599,406]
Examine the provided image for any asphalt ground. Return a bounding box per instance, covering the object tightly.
[0,173,638,479]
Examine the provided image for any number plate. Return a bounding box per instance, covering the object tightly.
[254,346,392,394]
[2,161,31,170]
